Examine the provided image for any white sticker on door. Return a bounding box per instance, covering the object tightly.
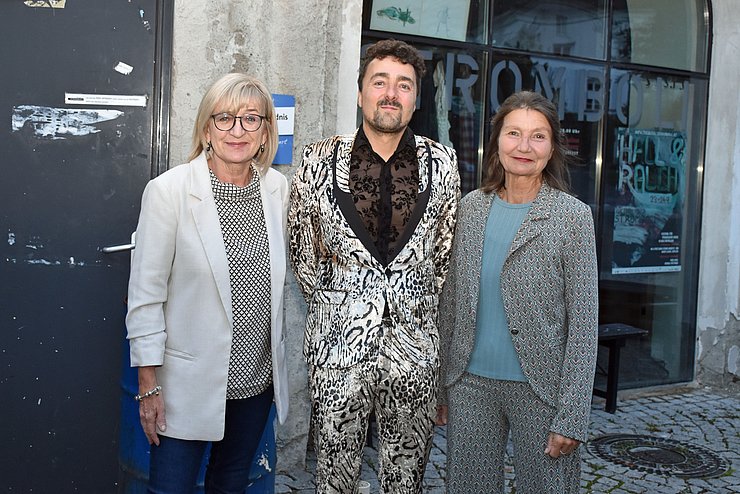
[12,105,123,139]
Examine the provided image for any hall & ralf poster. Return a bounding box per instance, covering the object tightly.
[611,128,686,274]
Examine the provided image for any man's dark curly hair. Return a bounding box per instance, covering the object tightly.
[357,39,426,94]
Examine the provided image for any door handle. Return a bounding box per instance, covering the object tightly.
[102,232,136,254]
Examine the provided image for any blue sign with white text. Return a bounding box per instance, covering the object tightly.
[272,94,295,165]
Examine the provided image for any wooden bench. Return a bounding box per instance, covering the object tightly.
[593,323,648,413]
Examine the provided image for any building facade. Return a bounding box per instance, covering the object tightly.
[167,0,738,471]
[4,2,736,490]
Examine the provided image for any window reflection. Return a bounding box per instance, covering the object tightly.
[406,46,487,194]
[492,0,608,60]
[599,71,707,386]
[363,0,488,44]
[362,0,710,391]
[611,0,708,72]
[488,54,604,207]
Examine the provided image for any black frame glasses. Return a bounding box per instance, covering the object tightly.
[211,112,265,132]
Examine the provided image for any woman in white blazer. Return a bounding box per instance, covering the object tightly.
[126,73,289,493]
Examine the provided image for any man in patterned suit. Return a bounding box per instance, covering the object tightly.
[288,39,460,493]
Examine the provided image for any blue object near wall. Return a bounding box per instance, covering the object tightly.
[271,94,295,165]
[118,339,277,493]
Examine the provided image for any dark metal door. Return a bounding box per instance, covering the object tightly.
[0,2,171,492]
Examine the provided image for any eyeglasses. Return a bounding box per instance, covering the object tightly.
[211,112,265,132]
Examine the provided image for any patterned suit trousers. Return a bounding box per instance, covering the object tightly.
[309,320,437,494]
[447,373,580,493]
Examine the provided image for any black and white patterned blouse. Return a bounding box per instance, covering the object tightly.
[210,166,272,400]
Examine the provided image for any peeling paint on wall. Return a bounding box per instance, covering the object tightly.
[114,62,134,76]
[5,235,93,267]
[11,105,123,140]
[26,248,90,266]
[24,0,66,8]
[24,237,44,250]
[25,259,61,266]
[256,453,272,472]
[139,9,151,31]
[13,258,90,267]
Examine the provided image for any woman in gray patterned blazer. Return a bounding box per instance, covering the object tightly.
[436,91,598,493]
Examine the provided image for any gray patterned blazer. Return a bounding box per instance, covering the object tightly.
[438,184,598,442]
[288,131,460,369]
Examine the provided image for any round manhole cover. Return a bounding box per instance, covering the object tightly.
[587,434,730,479]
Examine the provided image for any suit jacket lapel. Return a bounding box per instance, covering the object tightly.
[259,170,287,326]
[333,137,384,265]
[189,154,233,324]
[469,192,493,318]
[391,137,431,262]
[508,183,553,255]
[333,133,432,267]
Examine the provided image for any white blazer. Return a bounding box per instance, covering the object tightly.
[126,152,289,441]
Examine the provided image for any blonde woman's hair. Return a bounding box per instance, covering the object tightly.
[188,73,278,173]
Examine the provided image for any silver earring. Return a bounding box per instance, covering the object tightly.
[206,141,212,152]
[259,143,265,154]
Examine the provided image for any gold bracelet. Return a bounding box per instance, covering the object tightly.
[134,385,162,402]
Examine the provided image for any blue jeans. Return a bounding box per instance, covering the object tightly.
[148,387,274,494]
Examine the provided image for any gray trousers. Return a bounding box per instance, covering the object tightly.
[447,373,581,494]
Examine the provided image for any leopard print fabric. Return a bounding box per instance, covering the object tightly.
[309,345,437,493]
[288,132,460,370]
[288,131,459,493]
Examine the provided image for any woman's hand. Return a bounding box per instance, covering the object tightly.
[544,432,580,458]
[435,404,449,426]
[137,366,166,446]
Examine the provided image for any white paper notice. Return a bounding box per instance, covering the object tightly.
[65,93,147,107]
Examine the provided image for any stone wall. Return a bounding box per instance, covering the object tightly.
[696,0,740,391]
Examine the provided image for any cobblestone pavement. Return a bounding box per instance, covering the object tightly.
[276,385,739,493]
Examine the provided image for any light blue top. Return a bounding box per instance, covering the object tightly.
[467,195,531,382]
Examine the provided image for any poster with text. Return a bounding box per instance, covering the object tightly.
[369,0,470,42]
[611,128,685,274]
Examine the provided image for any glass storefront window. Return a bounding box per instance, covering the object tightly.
[363,0,488,44]
[491,0,608,60]
[611,0,709,72]
[362,0,710,390]
[411,45,488,194]
[599,70,707,386]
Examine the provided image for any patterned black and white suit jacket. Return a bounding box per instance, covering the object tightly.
[438,184,599,442]
[288,130,460,370]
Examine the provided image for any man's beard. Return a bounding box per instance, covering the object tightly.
[368,100,406,134]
